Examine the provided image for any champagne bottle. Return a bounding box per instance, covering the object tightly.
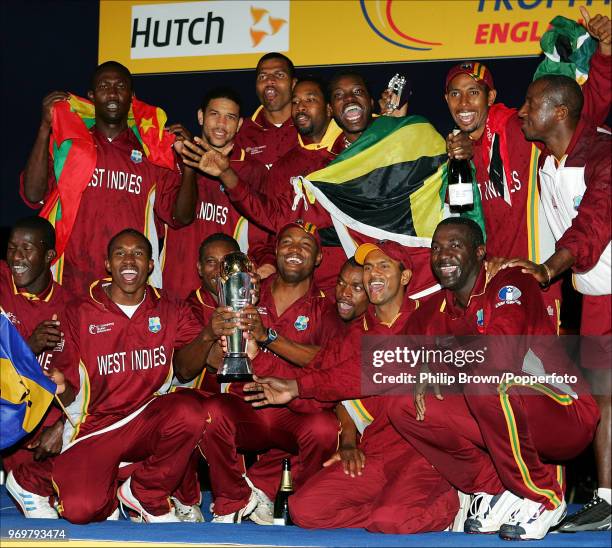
[273,458,294,526]
[448,130,474,213]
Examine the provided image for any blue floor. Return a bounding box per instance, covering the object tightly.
[1,488,610,547]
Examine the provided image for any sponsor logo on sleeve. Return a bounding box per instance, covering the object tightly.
[495,286,522,308]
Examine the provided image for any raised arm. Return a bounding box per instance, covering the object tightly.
[22,91,70,204]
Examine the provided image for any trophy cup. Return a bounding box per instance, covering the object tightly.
[217,251,255,382]
[386,73,407,111]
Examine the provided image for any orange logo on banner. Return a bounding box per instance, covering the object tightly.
[249,5,287,47]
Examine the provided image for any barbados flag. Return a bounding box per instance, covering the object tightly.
[0,313,56,450]
[36,94,176,281]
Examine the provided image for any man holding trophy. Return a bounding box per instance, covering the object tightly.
[199,220,343,524]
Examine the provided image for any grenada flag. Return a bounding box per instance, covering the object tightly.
[34,94,176,278]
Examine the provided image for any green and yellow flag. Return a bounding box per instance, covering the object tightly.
[297,115,484,297]
[300,115,483,243]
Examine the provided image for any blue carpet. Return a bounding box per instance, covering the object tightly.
[1,488,610,547]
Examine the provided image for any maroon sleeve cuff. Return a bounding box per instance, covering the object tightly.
[296,372,317,399]
[226,177,251,202]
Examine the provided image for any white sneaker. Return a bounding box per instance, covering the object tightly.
[171,497,205,523]
[117,477,180,523]
[499,497,567,540]
[211,491,258,524]
[449,491,471,532]
[5,471,58,519]
[244,475,274,526]
[106,507,120,520]
[464,491,523,534]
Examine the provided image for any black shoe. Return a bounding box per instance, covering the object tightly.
[556,495,611,533]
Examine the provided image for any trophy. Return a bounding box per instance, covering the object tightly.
[217,251,255,382]
[386,73,407,111]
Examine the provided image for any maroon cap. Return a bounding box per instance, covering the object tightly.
[354,240,413,270]
[445,61,494,91]
[276,219,321,248]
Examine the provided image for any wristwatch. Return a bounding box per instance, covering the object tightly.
[260,327,278,348]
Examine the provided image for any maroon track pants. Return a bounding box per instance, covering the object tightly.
[199,393,339,515]
[290,422,459,533]
[14,391,211,523]
[389,389,599,509]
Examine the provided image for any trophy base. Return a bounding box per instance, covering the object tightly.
[217,373,254,383]
[217,354,253,383]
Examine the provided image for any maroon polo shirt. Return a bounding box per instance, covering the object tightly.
[296,291,420,402]
[20,127,182,297]
[470,50,610,262]
[234,106,298,168]
[0,260,73,372]
[1,261,74,427]
[162,151,275,300]
[224,274,343,399]
[55,279,202,440]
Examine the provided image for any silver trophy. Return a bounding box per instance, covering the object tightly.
[386,73,407,111]
[217,252,255,382]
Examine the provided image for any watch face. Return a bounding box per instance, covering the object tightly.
[269,328,278,340]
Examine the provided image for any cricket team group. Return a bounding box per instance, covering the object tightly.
[1,7,610,542]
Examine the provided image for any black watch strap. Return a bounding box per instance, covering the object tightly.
[260,327,278,348]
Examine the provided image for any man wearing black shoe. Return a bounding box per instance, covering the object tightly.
[509,59,612,533]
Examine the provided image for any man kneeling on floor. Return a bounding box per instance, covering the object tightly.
[7,229,217,523]
[387,218,600,540]
[244,240,461,533]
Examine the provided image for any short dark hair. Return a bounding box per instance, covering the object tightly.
[436,217,485,249]
[200,87,242,116]
[12,217,56,250]
[107,229,152,259]
[92,61,133,91]
[295,75,330,104]
[198,233,240,261]
[256,52,295,79]
[343,256,361,269]
[533,74,583,123]
[328,71,371,99]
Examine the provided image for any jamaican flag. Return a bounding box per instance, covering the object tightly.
[37,94,176,279]
[298,115,482,242]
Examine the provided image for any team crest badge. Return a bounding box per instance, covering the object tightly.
[148,316,162,333]
[294,315,309,331]
[496,286,522,308]
[130,149,143,164]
